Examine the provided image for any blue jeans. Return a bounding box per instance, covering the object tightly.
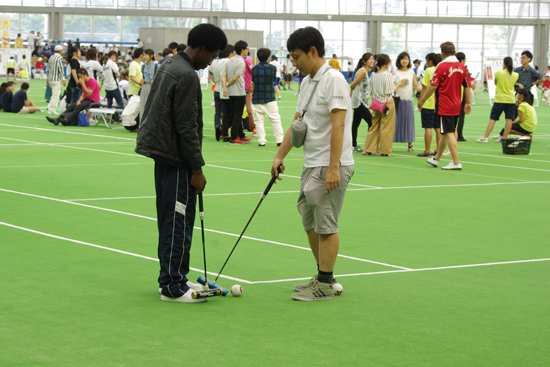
[105,88,124,109]
[70,86,81,105]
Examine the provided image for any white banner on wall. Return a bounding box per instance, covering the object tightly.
[0,48,32,76]
[481,56,538,106]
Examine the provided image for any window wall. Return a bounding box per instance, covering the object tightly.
[221,19,368,62]
[381,23,534,78]
[8,0,550,19]
[0,13,49,41]
[63,15,207,45]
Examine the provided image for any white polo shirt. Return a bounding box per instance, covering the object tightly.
[296,62,354,168]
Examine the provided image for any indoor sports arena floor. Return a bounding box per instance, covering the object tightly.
[1,80,549,366]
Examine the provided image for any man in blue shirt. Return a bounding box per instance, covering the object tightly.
[514,51,544,91]
[251,48,284,147]
[10,83,41,114]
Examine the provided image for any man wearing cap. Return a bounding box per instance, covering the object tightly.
[47,45,67,115]
[34,32,43,57]
[75,38,81,50]
[27,31,35,51]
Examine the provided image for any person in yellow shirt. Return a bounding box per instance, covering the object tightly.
[417,53,441,157]
[14,34,24,48]
[503,88,537,136]
[477,57,519,143]
[328,54,341,72]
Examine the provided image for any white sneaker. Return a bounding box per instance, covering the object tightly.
[158,281,203,294]
[210,102,215,107]
[295,93,299,96]
[492,134,502,139]
[278,95,282,100]
[495,137,502,143]
[47,111,58,115]
[427,157,438,167]
[161,288,206,303]
[442,150,452,156]
[442,162,462,170]
[476,138,488,143]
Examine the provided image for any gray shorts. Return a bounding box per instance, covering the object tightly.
[297,166,354,234]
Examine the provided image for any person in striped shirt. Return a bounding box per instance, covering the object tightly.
[46,45,66,115]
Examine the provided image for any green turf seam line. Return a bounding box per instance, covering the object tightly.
[0,187,407,270]
[250,258,550,284]
[0,221,252,284]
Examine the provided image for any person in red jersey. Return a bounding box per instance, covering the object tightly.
[418,42,471,170]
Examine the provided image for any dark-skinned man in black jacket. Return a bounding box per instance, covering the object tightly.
[136,24,228,303]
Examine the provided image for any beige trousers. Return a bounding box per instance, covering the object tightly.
[364,98,396,155]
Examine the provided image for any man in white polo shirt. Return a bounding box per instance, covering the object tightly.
[271,26,354,302]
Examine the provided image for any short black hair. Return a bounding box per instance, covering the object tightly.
[219,44,234,59]
[168,42,179,50]
[287,26,325,58]
[133,48,144,59]
[234,40,248,55]
[286,54,291,59]
[271,55,278,61]
[177,43,187,52]
[163,48,173,56]
[21,82,30,90]
[396,51,411,69]
[257,48,271,62]
[521,50,533,62]
[333,54,337,58]
[456,52,466,62]
[77,68,88,76]
[187,24,228,53]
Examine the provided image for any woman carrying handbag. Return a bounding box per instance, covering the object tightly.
[363,54,407,156]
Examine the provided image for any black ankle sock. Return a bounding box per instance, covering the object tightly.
[317,264,319,272]
[318,270,333,284]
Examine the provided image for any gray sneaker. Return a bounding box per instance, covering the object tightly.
[293,275,337,292]
[291,278,335,301]
[352,145,363,153]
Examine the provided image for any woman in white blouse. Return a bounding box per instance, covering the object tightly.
[364,54,407,156]
[350,52,374,153]
[394,52,422,152]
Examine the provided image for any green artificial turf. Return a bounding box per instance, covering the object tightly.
[0,79,549,366]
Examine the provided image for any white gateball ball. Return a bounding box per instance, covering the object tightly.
[333,283,343,295]
[231,284,243,297]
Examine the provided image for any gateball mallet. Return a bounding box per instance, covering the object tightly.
[196,192,229,296]
[194,192,226,298]
[214,165,282,284]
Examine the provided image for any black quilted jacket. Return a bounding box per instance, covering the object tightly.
[135,52,204,169]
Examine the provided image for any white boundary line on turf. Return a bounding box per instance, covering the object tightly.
[0,187,407,270]
[0,221,251,284]
[391,153,550,173]
[0,163,142,169]
[205,164,380,189]
[64,180,550,201]
[250,258,550,284]
[0,123,136,141]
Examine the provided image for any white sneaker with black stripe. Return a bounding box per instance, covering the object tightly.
[427,157,438,167]
[291,277,335,301]
[158,281,203,294]
[161,288,206,303]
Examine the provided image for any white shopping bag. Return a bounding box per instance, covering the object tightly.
[121,95,140,127]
